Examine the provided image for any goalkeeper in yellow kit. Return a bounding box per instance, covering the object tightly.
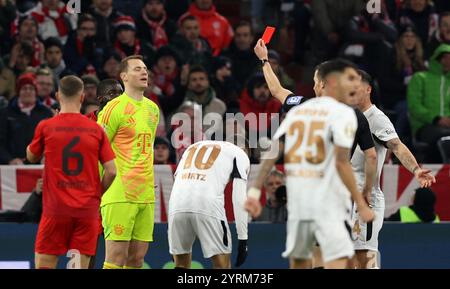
[98,55,160,269]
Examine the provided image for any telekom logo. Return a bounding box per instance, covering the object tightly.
[66,0,81,14]
[137,133,152,154]
[366,0,381,14]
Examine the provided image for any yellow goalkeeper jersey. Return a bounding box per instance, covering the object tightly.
[98,92,160,206]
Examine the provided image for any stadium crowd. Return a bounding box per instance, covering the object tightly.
[0,0,449,166]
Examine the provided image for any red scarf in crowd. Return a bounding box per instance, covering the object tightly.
[153,66,178,97]
[31,38,42,67]
[141,10,169,49]
[114,39,142,59]
[32,5,69,37]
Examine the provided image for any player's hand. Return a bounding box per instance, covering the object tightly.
[362,188,372,206]
[245,197,262,218]
[358,205,375,223]
[414,168,436,188]
[254,39,269,61]
[235,239,248,267]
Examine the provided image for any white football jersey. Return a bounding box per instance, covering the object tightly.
[169,140,250,220]
[273,96,357,221]
[351,105,398,209]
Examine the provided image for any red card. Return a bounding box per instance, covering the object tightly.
[261,26,276,44]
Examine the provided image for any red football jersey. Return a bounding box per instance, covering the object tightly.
[29,113,115,218]
[86,110,98,122]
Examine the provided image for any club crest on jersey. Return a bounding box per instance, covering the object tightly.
[286,96,302,105]
[114,224,125,236]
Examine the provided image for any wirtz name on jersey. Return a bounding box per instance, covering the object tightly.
[181,172,207,181]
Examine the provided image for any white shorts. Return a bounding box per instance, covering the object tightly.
[168,212,232,258]
[282,219,354,263]
[351,205,384,251]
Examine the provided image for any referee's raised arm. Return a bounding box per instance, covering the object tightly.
[254,39,293,103]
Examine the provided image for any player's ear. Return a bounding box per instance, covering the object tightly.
[55,91,60,103]
[80,92,85,104]
[120,72,127,82]
[367,85,372,95]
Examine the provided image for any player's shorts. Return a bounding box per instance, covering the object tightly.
[101,202,154,242]
[282,219,354,263]
[168,212,232,258]
[35,215,99,256]
[351,205,384,251]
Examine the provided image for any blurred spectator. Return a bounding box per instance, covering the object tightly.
[293,0,312,64]
[113,16,156,66]
[209,56,240,113]
[136,0,177,50]
[8,40,34,77]
[427,12,450,59]
[239,72,282,134]
[44,37,73,81]
[0,72,53,164]
[64,13,101,75]
[255,170,287,223]
[88,0,123,50]
[386,187,439,223]
[153,45,181,97]
[185,65,226,121]
[342,7,398,78]
[379,25,426,144]
[99,49,121,80]
[250,0,266,33]
[81,74,100,113]
[36,66,57,108]
[12,16,44,67]
[144,69,167,137]
[170,100,205,162]
[164,0,190,22]
[154,136,172,164]
[398,0,438,47]
[29,0,77,44]
[0,0,16,54]
[149,61,189,119]
[407,44,450,163]
[171,15,212,69]
[21,177,43,223]
[222,21,259,89]
[181,0,233,56]
[311,0,366,61]
[268,49,295,92]
[0,57,15,100]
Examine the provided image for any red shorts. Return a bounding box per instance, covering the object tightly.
[35,215,99,256]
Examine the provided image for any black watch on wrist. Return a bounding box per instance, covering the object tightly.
[261,59,269,66]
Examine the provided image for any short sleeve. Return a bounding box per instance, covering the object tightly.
[230,149,250,181]
[28,121,45,157]
[371,114,398,144]
[355,109,375,151]
[98,101,121,141]
[331,107,357,149]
